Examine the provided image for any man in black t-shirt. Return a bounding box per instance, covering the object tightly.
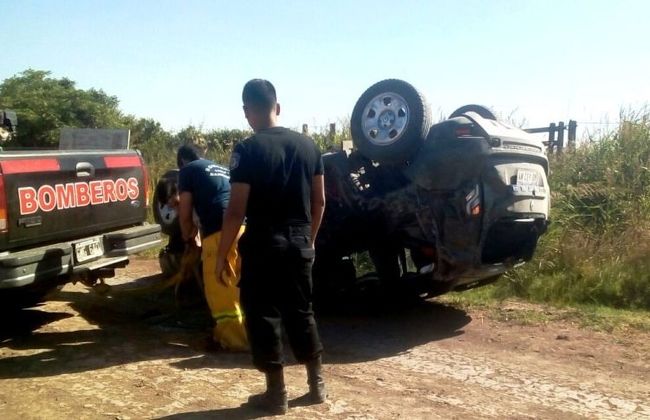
[176,144,248,351]
[216,79,326,415]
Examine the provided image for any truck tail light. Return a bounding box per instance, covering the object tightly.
[0,173,7,232]
[139,154,150,207]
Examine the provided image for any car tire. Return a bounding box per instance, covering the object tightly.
[351,79,431,165]
[153,169,181,236]
[449,104,497,120]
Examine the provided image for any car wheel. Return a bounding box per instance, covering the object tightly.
[351,79,431,165]
[449,104,497,120]
[153,169,181,236]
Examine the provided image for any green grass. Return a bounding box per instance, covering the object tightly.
[441,289,650,333]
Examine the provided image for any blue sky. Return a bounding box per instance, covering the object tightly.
[2,0,649,137]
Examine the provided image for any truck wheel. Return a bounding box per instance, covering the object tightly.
[153,170,181,236]
[351,79,431,165]
[0,283,62,310]
[449,104,497,120]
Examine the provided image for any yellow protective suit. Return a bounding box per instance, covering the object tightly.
[201,227,249,351]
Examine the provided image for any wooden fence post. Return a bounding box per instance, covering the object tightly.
[525,120,575,155]
[568,120,577,149]
[548,123,557,154]
[556,121,565,154]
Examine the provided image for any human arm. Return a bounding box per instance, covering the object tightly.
[178,191,198,245]
[310,174,325,247]
[215,182,250,285]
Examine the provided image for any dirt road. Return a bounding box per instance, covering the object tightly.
[0,258,648,419]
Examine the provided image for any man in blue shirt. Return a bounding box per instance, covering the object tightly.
[177,144,248,351]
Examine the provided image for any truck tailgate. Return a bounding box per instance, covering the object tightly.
[0,150,149,251]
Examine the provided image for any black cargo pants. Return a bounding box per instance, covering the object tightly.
[238,225,323,372]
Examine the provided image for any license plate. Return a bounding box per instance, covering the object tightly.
[516,169,539,186]
[75,237,104,263]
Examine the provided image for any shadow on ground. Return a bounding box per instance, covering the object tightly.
[155,393,335,420]
[156,405,267,420]
[0,274,230,379]
[0,308,73,341]
[0,272,470,379]
[315,291,470,364]
[170,293,470,372]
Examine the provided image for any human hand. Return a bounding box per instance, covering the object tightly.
[215,257,228,286]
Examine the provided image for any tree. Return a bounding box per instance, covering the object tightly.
[122,115,177,179]
[0,69,124,147]
[121,115,172,149]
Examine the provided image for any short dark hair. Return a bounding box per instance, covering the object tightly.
[242,79,277,112]
[177,144,202,168]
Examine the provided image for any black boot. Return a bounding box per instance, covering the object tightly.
[247,368,288,415]
[305,356,327,404]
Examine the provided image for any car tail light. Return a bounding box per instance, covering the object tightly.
[465,185,481,216]
[0,172,7,232]
[138,154,150,207]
